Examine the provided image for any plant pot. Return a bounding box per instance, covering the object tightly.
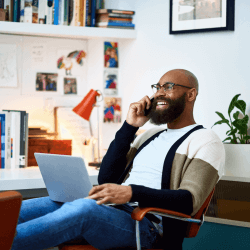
[224,144,250,178]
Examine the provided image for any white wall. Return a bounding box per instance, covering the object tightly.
[0,0,249,158]
[118,0,250,144]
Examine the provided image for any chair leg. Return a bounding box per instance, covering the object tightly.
[136,220,141,250]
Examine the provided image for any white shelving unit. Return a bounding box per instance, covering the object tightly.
[0,22,137,40]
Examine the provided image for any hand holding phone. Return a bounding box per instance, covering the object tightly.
[144,97,154,116]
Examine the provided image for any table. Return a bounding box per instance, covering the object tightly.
[0,166,99,199]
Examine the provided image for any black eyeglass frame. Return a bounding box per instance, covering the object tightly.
[151,82,193,93]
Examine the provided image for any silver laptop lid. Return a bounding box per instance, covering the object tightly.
[34,153,93,202]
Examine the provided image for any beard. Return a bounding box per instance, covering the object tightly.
[148,92,186,125]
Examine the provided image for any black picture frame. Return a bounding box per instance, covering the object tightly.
[170,0,235,34]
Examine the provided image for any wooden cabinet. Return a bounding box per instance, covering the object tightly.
[28,139,72,166]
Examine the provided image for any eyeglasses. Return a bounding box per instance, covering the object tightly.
[151,82,193,94]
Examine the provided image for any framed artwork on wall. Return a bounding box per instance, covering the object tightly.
[170,0,235,34]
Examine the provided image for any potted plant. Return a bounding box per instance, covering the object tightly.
[212,94,250,177]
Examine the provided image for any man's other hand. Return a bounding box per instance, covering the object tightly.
[86,184,132,205]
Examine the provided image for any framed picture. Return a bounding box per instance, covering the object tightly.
[170,0,235,34]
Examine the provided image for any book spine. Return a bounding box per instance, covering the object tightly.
[20,0,25,22]
[74,0,79,26]
[0,114,5,169]
[32,0,39,23]
[0,0,4,9]
[0,118,1,169]
[58,0,64,25]
[13,0,20,22]
[108,18,132,23]
[19,111,25,168]
[14,112,21,168]
[90,0,95,27]
[46,0,53,24]
[24,0,32,23]
[84,0,88,26]
[5,112,11,169]
[38,0,46,23]
[24,113,29,167]
[10,112,15,169]
[63,0,68,25]
[108,13,133,18]
[53,0,58,24]
[98,21,134,27]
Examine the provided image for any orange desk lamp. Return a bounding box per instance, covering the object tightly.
[73,89,102,167]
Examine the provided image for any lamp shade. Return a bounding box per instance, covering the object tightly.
[72,89,100,121]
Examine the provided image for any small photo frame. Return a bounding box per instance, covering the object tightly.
[36,72,58,91]
[103,97,122,123]
[104,42,118,68]
[64,77,77,95]
[170,0,235,34]
[103,69,118,96]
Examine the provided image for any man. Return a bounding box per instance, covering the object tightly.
[11,69,224,250]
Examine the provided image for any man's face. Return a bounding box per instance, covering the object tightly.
[148,92,187,125]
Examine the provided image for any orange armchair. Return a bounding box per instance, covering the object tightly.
[0,191,22,250]
[58,187,215,250]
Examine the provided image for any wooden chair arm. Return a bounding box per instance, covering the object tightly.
[131,207,191,221]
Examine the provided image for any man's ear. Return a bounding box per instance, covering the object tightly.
[187,88,197,102]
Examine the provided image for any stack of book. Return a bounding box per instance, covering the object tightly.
[96,9,135,29]
[0,110,29,169]
[0,0,105,26]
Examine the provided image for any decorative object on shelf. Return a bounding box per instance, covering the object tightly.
[170,0,235,34]
[212,94,250,178]
[73,89,103,168]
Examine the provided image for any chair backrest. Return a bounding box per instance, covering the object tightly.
[0,191,22,250]
[185,187,215,238]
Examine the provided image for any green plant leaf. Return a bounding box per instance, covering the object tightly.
[215,111,227,120]
[228,128,237,136]
[232,120,248,135]
[243,135,250,140]
[233,111,240,120]
[223,137,232,142]
[228,94,241,116]
[211,119,230,128]
[235,100,246,115]
[238,115,249,125]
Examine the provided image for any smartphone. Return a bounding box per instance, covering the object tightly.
[144,97,154,116]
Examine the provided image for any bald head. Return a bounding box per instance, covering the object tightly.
[166,69,199,95]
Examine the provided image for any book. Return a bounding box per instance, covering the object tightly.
[0,8,5,21]
[0,0,4,9]
[4,111,11,169]
[97,21,135,28]
[97,25,134,29]
[24,113,29,167]
[4,0,14,21]
[63,0,68,25]
[53,0,59,24]
[97,16,132,23]
[10,112,20,169]
[3,110,27,168]
[13,0,21,22]
[79,0,86,26]
[96,9,135,15]
[23,0,32,23]
[46,0,53,24]
[0,113,6,168]
[90,0,95,27]
[58,0,64,25]
[20,0,25,22]
[38,0,46,23]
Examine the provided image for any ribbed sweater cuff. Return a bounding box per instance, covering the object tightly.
[119,120,139,136]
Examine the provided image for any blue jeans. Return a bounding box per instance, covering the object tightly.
[11,197,159,250]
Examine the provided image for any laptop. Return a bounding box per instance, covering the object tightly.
[34,153,112,203]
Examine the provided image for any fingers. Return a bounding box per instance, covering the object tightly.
[130,95,153,115]
[88,185,104,196]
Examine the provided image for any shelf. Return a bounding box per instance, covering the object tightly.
[0,21,137,40]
